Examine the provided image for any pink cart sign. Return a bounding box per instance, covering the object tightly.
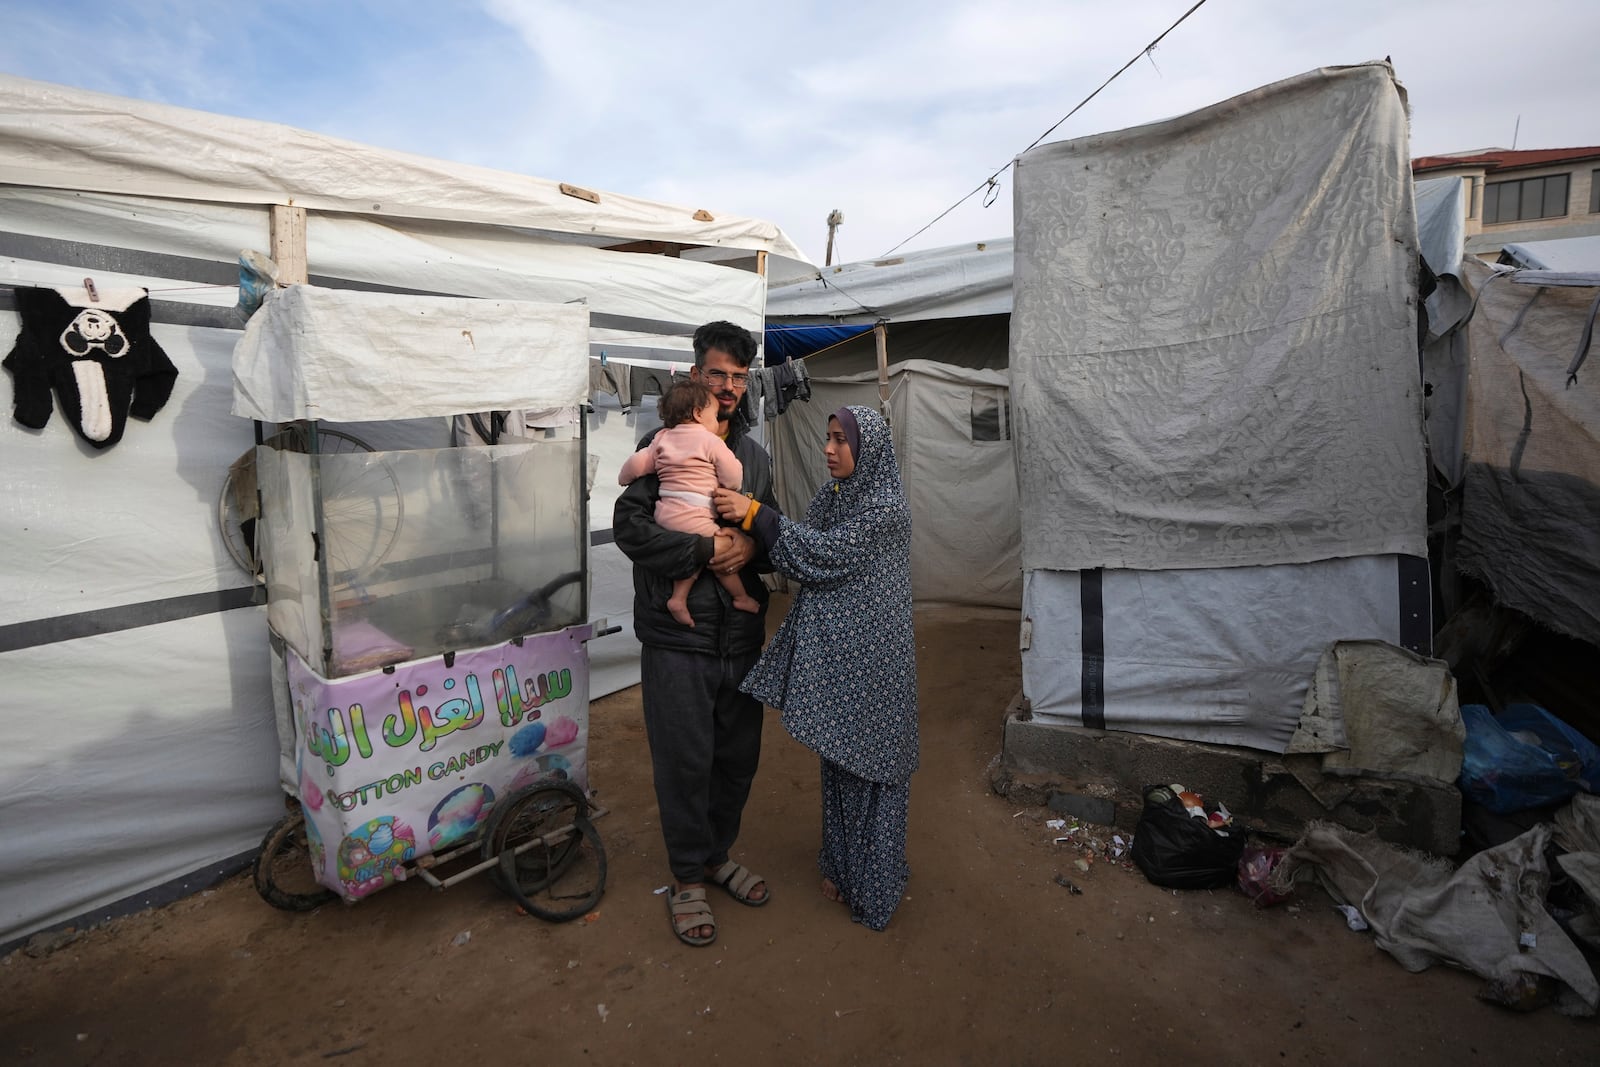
[288,625,591,900]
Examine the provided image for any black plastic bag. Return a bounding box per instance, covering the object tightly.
[1131,784,1245,890]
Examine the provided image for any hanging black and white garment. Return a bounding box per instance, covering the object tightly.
[3,285,179,449]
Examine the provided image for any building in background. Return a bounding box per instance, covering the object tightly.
[1412,147,1600,259]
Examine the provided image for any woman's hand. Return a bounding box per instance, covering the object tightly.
[713,487,754,523]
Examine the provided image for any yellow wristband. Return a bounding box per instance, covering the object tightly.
[740,500,761,531]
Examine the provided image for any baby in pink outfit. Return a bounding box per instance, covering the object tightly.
[618,379,760,627]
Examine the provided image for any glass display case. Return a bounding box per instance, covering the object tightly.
[257,432,585,678]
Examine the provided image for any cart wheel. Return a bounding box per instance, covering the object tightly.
[253,810,338,912]
[482,782,606,922]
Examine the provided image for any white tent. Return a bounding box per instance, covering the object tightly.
[1010,62,1431,753]
[765,241,1021,607]
[0,74,805,946]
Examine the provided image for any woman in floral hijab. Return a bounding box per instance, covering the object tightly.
[714,404,918,930]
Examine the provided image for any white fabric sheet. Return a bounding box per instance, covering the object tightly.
[1010,62,1427,572]
[0,610,281,946]
[0,318,254,627]
[0,74,806,260]
[1022,556,1405,753]
[232,286,589,423]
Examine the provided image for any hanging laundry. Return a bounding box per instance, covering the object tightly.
[627,365,679,408]
[742,358,813,420]
[4,285,178,449]
[589,359,631,403]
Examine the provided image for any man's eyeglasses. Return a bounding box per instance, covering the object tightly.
[703,369,750,387]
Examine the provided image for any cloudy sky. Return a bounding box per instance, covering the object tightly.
[2,0,1594,263]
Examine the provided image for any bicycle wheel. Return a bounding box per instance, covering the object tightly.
[218,426,404,583]
[482,782,605,922]
[253,810,338,912]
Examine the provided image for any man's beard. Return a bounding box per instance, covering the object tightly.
[716,393,736,419]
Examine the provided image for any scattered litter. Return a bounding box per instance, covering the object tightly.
[1334,904,1369,932]
[451,931,471,947]
[653,885,670,895]
[597,1004,609,1022]
[1073,859,1091,873]
[1047,817,1138,874]
[583,912,602,924]
[76,1035,87,1042]
[699,1005,713,1016]
[567,960,579,970]
[1519,931,1538,950]
[1012,811,1025,818]
[1238,845,1293,908]
[1052,874,1083,895]
[834,1008,864,1018]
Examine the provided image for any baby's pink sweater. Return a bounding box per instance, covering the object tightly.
[618,425,744,534]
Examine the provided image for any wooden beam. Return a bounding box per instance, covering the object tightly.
[269,204,308,285]
[559,182,601,204]
[756,250,768,277]
[874,323,890,421]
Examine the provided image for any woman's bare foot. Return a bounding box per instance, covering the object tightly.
[821,878,846,904]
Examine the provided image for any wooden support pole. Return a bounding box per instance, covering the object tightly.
[269,204,309,285]
[874,323,890,422]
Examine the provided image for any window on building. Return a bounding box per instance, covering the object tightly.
[1483,173,1570,224]
[1590,169,1600,214]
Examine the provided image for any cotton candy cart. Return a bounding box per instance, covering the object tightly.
[231,285,611,921]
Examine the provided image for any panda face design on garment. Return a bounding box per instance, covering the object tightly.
[3,287,178,450]
[61,309,131,358]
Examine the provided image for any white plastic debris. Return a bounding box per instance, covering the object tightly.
[451,931,472,947]
[653,885,670,895]
[1046,819,1068,830]
[597,1004,609,1022]
[1519,931,1538,949]
[1334,905,1369,932]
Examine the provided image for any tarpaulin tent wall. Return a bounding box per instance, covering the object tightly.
[764,240,1022,607]
[1441,257,1600,645]
[0,74,805,947]
[1010,62,1431,753]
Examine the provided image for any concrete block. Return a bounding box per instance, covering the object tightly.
[1046,792,1116,825]
[999,710,1461,855]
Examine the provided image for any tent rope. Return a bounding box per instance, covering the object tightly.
[878,0,1213,258]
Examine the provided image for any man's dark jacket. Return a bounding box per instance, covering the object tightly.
[612,409,780,657]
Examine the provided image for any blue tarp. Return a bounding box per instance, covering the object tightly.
[764,323,872,364]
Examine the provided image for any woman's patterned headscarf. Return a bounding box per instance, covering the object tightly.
[828,404,906,519]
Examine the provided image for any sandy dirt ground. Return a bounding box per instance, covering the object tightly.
[1,600,1593,1065]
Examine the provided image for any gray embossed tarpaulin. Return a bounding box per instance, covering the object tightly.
[1010,62,1427,573]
